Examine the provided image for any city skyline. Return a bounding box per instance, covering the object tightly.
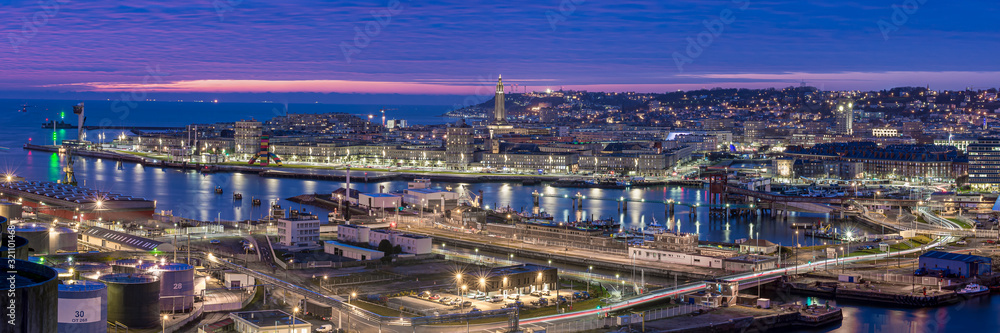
[3,0,1000,102]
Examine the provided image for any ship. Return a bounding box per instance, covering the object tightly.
[957,283,988,299]
[41,120,76,129]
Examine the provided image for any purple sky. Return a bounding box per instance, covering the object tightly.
[2,0,999,101]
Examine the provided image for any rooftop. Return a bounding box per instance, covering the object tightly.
[362,193,400,198]
[83,226,169,251]
[324,240,382,254]
[232,310,309,327]
[486,264,555,278]
[725,254,777,263]
[920,251,992,263]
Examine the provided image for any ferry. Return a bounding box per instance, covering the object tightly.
[233,193,243,200]
[215,186,224,194]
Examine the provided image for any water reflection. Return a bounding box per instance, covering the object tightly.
[8,152,878,246]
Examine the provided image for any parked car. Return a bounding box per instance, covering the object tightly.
[315,324,334,332]
[209,239,221,244]
[461,301,472,308]
[957,240,968,245]
[506,294,520,300]
[418,291,431,299]
[491,295,505,303]
[428,294,441,300]
[439,297,452,303]
[530,291,542,297]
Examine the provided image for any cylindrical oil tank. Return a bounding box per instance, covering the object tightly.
[12,223,49,255]
[110,258,142,273]
[1,233,29,261]
[59,262,112,281]
[99,273,160,328]
[135,262,158,273]
[48,227,78,253]
[155,263,194,312]
[57,280,108,333]
[0,203,23,219]
[1,259,59,333]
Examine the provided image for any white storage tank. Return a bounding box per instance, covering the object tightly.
[0,203,23,220]
[48,226,78,253]
[13,223,50,255]
[57,280,108,333]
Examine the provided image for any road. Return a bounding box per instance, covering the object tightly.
[187,205,961,332]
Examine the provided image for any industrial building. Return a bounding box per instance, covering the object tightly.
[323,240,384,261]
[0,181,156,221]
[357,192,401,210]
[80,226,177,252]
[477,264,558,296]
[723,255,779,273]
[918,251,992,278]
[367,229,432,254]
[229,310,311,333]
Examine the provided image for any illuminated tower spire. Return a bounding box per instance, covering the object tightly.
[494,75,506,125]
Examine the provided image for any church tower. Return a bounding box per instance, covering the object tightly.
[493,75,506,125]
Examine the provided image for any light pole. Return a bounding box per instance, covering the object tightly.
[461,285,468,310]
[291,307,299,332]
[588,266,593,294]
[162,314,168,333]
[348,292,356,333]
[456,273,463,307]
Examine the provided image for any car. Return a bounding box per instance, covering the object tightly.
[986,240,997,244]
[461,301,472,307]
[530,291,542,297]
[506,294,519,300]
[439,297,452,303]
[491,295,505,303]
[428,294,441,300]
[935,246,946,250]
[957,241,968,245]
[209,239,221,244]
[449,299,460,306]
[315,324,334,332]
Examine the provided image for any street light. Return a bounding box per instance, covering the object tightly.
[291,307,299,332]
[162,314,168,333]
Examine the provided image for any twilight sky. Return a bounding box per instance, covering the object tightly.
[2,0,999,102]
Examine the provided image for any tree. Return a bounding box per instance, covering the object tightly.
[393,245,403,254]
[377,239,393,255]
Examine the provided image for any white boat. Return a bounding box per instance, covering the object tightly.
[957,283,989,298]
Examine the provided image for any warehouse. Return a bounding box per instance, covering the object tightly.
[476,264,558,296]
[918,251,992,278]
[229,310,311,333]
[80,226,177,252]
[323,240,384,261]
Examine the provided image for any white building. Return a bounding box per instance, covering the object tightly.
[234,119,262,156]
[358,193,402,209]
[277,215,320,248]
[872,128,898,137]
[402,188,458,209]
[229,310,311,333]
[629,247,723,269]
[323,241,384,261]
[368,229,432,254]
[336,224,370,243]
